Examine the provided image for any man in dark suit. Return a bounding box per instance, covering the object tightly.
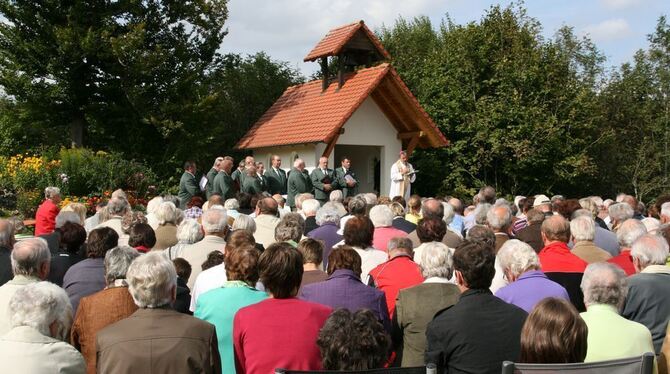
[425,240,527,373]
[213,158,235,200]
[287,158,312,210]
[334,156,359,198]
[96,253,220,373]
[310,157,337,205]
[255,162,269,192]
[177,160,199,210]
[266,155,287,195]
[205,156,224,199]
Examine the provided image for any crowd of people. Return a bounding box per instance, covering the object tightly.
[0,153,669,374]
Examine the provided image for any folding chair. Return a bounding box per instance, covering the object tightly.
[501,352,655,374]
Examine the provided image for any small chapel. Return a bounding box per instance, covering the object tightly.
[236,20,448,195]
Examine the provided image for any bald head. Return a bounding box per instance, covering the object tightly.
[421,198,444,219]
[11,238,50,279]
[541,215,571,243]
[258,197,279,216]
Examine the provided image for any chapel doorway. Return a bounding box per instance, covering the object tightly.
[334,145,381,194]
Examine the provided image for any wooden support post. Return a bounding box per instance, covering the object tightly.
[337,54,345,90]
[322,130,342,158]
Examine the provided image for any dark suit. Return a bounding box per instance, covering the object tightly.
[266,167,287,195]
[304,216,318,236]
[0,246,11,287]
[231,168,244,192]
[425,289,527,373]
[96,307,220,374]
[212,171,234,200]
[241,174,262,195]
[334,167,359,198]
[48,251,83,287]
[516,223,544,253]
[392,217,416,234]
[287,168,313,209]
[310,167,337,203]
[205,168,218,199]
[178,171,199,209]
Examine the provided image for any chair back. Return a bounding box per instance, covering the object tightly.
[275,364,435,374]
[501,353,655,374]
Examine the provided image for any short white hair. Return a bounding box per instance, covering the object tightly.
[315,207,340,226]
[232,214,256,234]
[364,193,378,205]
[322,201,346,218]
[126,252,177,308]
[570,215,595,241]
[369,205,394,227]
[442,202,455,225]
[146,196,164,215]
[486,205,512,230]
[104,246,140,284]
[107,197,130,216]
[302,199,320,216]
[474,203,491,225]
[155,201,180,225]
[631,234,669,268]
[497,239,540,277]
[176,218,203,243]
[9,282,72,341]
[55,211,82,228]
[201,208,228,234]
[661,202,670,218]
[609,203,634,223]
[616,219,647,247]
[329,190,343,203]
[581,262,627,308]
[11,238,50,277]
[295,193,314,210]
[44,186,60,199]
[641,217,661,234]
[420,242,453,279]
[224,198,240,210]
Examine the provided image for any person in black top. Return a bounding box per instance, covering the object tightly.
[48,221,85,286]
[0,219,15,287]
[425,239,527,374]
[172,257,193,315]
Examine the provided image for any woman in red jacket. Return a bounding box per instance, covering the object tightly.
[35,186,61,236]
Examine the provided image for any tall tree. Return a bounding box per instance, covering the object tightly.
[380,4,605,198]
[0,0,228,149]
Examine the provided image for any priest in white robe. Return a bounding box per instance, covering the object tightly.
[390,150,416,200]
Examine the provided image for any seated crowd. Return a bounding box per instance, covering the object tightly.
[1,162,670,374]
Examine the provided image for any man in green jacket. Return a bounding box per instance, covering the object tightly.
[205,156,224,199]
[241,166,263,195]
[310,156,337,205]
[265,155,287,195]
[213,158,235,200]
[287,158,313,210]
[178,160,200,209]
[334,156,359,198]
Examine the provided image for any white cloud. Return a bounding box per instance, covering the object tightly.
[220,0,445,76]
[581,18,632,42]
[599,0,643,10]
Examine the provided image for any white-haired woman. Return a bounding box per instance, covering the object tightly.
[494,239,569,312]
[307,205,343,268]
[35,186,61,236]
[0,282,85,373]
[145,196,164,230]
[164,218,204,260]
[393,242,460,367]
[153,202,182,250]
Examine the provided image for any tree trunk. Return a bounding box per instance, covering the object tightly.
[70,114,85,147]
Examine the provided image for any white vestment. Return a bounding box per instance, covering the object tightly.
[389,160,416,200]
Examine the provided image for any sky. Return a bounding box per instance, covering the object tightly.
[219,0,669,77]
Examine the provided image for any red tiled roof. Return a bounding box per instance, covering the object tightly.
[236,63,448,150]
[236,64,391,149]
[304,20,391,62]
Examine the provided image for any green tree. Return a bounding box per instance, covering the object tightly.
[595,16,670,201]
[0,0,228,150]
[380,4,605,198]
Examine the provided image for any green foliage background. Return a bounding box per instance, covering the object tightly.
[0,1,668,202]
